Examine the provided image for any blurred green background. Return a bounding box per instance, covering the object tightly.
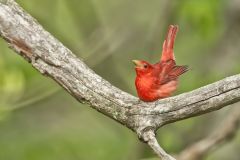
[0,0,240,159]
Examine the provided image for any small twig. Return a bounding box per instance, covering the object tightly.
[178,105,240,160]
[143,130,176,160]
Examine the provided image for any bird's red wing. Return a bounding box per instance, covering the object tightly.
[158,63,188,85]
[168,65,188,79]
[155,60,175,85]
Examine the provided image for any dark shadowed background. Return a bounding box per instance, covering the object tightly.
[0,0,240,159]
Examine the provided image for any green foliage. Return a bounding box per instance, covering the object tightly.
[178,0,223,38]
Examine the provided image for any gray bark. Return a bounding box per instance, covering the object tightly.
[0,0,239,159]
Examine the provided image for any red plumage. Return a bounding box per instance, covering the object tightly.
[133,25,188,102]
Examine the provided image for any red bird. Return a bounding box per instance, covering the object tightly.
[133,25,188,102]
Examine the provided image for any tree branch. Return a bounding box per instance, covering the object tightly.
[177,105,240,160]
[143,130,176,160]
[0,1,240,159]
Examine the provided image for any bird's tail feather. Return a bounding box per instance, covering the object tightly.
[161,25,178,62]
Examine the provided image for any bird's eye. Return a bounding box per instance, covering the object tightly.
[143,64,148,68]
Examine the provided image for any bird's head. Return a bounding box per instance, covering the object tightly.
[132,60,154,76]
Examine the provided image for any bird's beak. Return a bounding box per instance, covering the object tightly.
[132,60,141,67]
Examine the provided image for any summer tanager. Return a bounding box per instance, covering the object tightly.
[133,25,188,102]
